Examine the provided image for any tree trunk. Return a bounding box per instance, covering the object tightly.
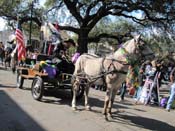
[77,31,89,54]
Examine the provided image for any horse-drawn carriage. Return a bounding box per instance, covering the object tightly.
[17,31,153,120]
[17,54,84,101]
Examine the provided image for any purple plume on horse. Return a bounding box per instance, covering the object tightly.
[72,52,80,64]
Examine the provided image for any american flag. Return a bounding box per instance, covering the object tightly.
[15,22,26,61]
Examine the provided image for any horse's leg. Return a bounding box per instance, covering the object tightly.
[84,83,91,110]
[107,89,117,118]
[103,87,111,115]
[71,79,79,110]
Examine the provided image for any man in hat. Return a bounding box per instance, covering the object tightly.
[52,39,76,74]
[52,38,76,59]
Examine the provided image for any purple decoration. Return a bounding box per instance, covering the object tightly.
[72,52,80,64]
[118,44,123,48]
[160,97,168,108]
[43,65,57,78]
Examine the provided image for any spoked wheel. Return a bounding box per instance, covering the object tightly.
[71,84,84,100]
[17,73,24,89]
[31,76,44,101]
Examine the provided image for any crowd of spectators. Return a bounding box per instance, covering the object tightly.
[119,59,175,111]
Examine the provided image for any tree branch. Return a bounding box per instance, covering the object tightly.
[106,2,171,25]
[45,1,63,16]
[0,10,17,20]
[84,0,102,19]
[87,5,108,30]
[88,32,131,43]
[19,17,42,26]
[63,0,83,25]
[59,25,79,34]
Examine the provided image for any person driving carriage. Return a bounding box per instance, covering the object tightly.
[52,39,76,59]
[52,38,76,74]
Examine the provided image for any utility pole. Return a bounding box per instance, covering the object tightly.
[29,0,35,46]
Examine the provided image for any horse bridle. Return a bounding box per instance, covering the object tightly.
[102,38,144,74]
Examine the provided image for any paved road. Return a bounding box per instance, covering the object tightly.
[0,67,175,131]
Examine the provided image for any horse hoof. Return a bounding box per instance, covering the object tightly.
[85,105,91,111]
[72,106,77,111]
[107,114,113,121]
[103,114,108,120]
[102,110,106,115]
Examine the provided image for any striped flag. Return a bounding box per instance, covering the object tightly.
[15,22,26,61]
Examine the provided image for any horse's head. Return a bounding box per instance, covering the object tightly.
[132,35,154,62]
[114,35,153,64]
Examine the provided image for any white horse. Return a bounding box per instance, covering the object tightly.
[71,35,151,119]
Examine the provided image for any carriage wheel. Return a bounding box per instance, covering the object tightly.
[17,73,24,89]
[71,84,84,100]
[31,76,44,101]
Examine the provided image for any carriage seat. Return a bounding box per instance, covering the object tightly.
[25,58,36,67]
[36,54,51,62]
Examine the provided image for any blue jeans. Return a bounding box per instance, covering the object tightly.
[134,86,142,99]
[166,83,175,110]
[120,82,127,100]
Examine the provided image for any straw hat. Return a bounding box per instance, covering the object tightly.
[64,39,76,47]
